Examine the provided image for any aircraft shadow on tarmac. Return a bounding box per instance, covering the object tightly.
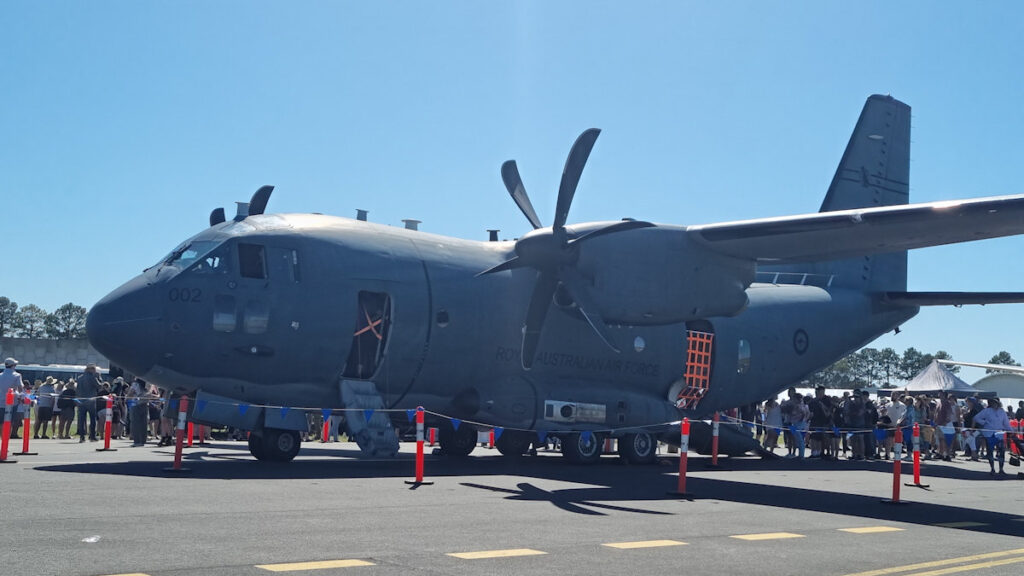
[34,449,1024,536]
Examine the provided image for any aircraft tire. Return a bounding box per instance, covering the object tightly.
[262,428,302,462]
[439,425,476,457]
[561,432,603,465]
[495,430,534,457]
[248,432,267,461]
[619,432,658,465]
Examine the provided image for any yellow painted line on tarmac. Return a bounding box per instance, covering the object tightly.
[730,532,804,541]
[901,555,1024,576]
[839,526,905,534]
[447,548,547,560]
[603,540,687,549]
[99,573,151,576]
[255,559,375,572]
[841,548,1024,576]
[932,522,988,528]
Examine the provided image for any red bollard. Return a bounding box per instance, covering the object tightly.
[428,427,437,447]
[164,397,191,473]
[1010,419,1020,456]
[15,395,37,456]
[322,417,330,443]
[668,418,693,498]
[488,429,495,449]
[198,424,207,446]
[187,422,194,447]
[904,423,929,488]
[882,427,908,505]
[405,406,433,486]
[95,396,117,452]
[1,389,17,463]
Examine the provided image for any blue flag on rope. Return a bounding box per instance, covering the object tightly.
[406,409,416,422]
[74,398,82,405]
[196,399,207,413]
[581,430,593,444]
[363,409,374,422]
[280,406,290,419]
[451,418,462,431]
[537,430,548,443]
[126,399,136,409]
[833,427,840,436]
[321,408,331,420]
[494,427,504,441]
[239,403,249,416]
[28,394,37,401]
[789,425,797,435]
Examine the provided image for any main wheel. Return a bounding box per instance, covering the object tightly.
[619,432,658,465]
[495,430,535,457]
[262,428,301,462]
[561,432,603,464]
[439,424,477,457]
[248,432,267,461]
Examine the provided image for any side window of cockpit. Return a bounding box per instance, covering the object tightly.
[238,243,266,279]
[284,249,301,283]
[737,338,751,374]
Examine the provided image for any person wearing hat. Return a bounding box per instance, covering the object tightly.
[0,358,25,437]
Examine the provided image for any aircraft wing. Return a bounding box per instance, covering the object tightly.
[936,359,1024,374]
[687,194,1024,262]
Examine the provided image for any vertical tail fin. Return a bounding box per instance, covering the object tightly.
[762,95,911,291]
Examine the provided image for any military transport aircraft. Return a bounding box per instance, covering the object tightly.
[87,95,1024,465]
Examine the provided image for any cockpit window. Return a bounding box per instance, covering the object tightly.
[238,243,267,279]
[187,244,230,275]
[161,240,221,269]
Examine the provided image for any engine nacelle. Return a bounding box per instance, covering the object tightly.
[574,226,753,325]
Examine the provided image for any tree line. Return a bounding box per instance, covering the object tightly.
[805,347,1020,389]
[0,297,88,339]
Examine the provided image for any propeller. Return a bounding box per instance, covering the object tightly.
[480,128,655,369]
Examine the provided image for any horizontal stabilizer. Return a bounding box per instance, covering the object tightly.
[689,194,1024,263]
[882,292,1024,307]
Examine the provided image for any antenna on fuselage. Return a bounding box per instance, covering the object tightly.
[356,209,368,221]
[402,219,421,231]
[487,229,499,242]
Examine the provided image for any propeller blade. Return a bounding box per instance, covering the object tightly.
[209,207,226,227]
[501,160,542,230]
[476,256,523,277]
[567,219,656,246]
[248,185,275,216]
[559,267,620,353]
[522,271,559,370]
[554,128,601,230]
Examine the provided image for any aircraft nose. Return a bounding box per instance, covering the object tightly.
[87,274,163,377]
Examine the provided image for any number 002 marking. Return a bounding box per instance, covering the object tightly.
[168,288,202,303]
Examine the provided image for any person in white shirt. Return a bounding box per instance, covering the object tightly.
[34,377,56,439]
[973,398,1013,475]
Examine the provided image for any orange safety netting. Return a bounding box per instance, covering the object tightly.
[676,330,713,410]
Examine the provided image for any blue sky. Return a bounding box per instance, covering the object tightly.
[2,3,1023,382]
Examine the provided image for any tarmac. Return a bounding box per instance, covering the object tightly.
[1,436,1022,576]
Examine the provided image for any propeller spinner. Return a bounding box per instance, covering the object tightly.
[480,129,654,369]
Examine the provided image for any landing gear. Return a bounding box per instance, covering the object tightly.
[495,430,535,457]
[619,432,658,465]
[249,428,302,462]
[561,432,603,464]
[439,424,477,457]
[248,432,266,461]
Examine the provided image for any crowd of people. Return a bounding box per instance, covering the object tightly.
[0,357,183,448]
[745,385,1024,475]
